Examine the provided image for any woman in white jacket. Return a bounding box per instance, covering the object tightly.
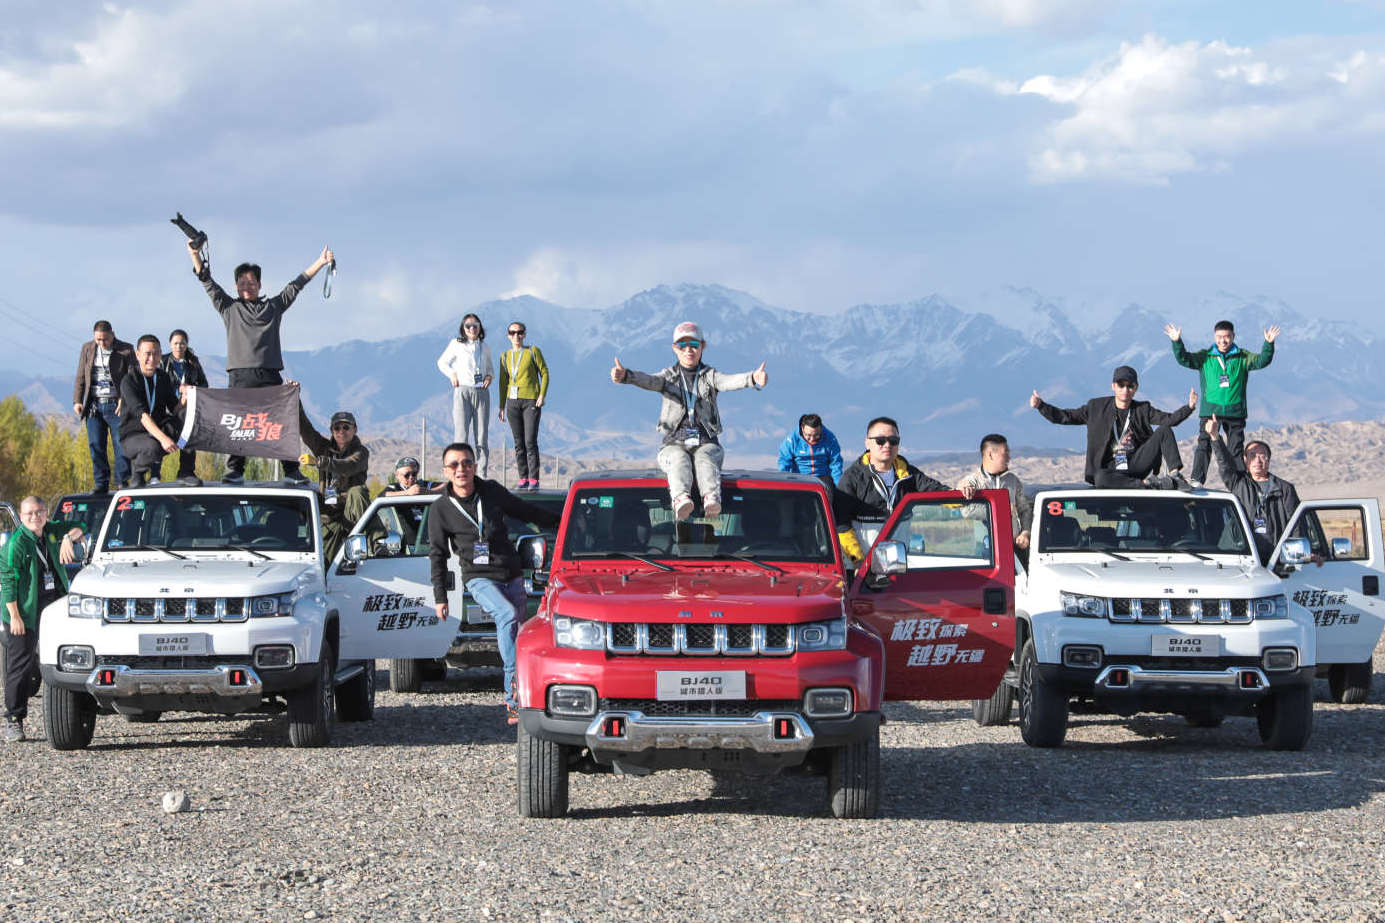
[436,313,494,475]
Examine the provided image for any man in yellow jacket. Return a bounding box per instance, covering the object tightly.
[834,416,947,565]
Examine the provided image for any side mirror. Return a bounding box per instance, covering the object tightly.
[870,540,908,576]
[1331,537,1352,559]
[344,533,370,563]
[517,534,547,571]
[377,530,402,557]
[1280,537,1311,566]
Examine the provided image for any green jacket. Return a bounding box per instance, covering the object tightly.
[1,521,77,629]
[497,346,549,401]
[1171,338,1274,419]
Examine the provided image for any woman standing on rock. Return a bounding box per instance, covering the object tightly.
[436,313,494,476]
[497,320,549,491]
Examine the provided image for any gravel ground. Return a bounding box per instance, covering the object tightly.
[4,649,1385,923]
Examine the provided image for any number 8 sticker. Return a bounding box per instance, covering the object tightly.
[1046,500,1064,516]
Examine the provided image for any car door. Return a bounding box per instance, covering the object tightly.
[1270,499,1385,667]
[333,495,464,662]
[848,489,1015,700]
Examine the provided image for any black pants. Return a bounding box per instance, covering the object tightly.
[3,620,40,722]
[227,368,301,479]
[123,420,195,483]
[1093,425,1183,489]
[1192,415,1245,483]
[506,398,542,481]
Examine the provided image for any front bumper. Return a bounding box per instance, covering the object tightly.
[41,660,319,713]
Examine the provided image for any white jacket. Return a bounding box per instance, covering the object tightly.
[436,338,494,387]
[956,467,1033,537]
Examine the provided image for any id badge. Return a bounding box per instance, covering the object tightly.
[682,427,701,448]
[472,541,490,565]
[474,373,484,385]
[43,572,56,592]
[508,386,519,400]
[1253,517,1267,534]
[1114,450,1128,471]
[325,486,339,506]
[1218,374,1230,388]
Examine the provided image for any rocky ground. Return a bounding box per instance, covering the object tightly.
[3,651,1385,922]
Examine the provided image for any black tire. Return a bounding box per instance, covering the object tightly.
[1184,712,1224,728]
[827,724,881,819]
[422,659,448,682]
[1017,640,1068,748]
[517,722,570,818]
[287,646,337,748]
[972,675,1014,726]
[1328,661,1372,704]
[44,685,97,751]
[336,661,376,722]
[1257,684,1313,750]
[388,657,424,693]
[125,711,162,723]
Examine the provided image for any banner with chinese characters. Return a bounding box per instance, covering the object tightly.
[177,384,301,460]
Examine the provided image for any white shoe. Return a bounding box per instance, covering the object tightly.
[673,496,694,520]
[703,498,722,518]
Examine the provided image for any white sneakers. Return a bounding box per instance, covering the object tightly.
[703,498,722,518]
[673,496,695,520]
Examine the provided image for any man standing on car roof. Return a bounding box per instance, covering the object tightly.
[428,442,561,725]
[1031,365,1197,490]
[73,320,135,494]
[187,240,333,484]
[1165,320,1280,487]
[834,416,948,565]
[1206,416,1305,565]
[1,497,84,742]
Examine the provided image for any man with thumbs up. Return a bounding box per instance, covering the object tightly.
[610,321,768,520]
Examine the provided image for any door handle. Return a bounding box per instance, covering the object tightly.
[446,572,456,592]
[983,587,1007,615]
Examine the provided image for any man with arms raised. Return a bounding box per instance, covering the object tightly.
[428,442,561,725]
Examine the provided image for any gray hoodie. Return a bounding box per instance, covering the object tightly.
[198,266,309,371]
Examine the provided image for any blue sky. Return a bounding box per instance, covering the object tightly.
[2,0,1383,376]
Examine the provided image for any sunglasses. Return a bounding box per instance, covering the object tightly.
[442,459,477,470]
[331,423,354,432]
[507,329,525,336]
[463,323,479,329]
[869,435,901,446]
[674,340,702,350]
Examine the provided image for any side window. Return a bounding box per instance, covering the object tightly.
[359,505,430,558]
[1294,507,1369,561]
[886,499,992,569]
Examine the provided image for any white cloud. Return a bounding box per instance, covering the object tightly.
[982,35,1385,183]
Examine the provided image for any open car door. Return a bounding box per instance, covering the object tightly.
[849,489,1015,700]
[332,495,464,662]
[1270,498,1385,669]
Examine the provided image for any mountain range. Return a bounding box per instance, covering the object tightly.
[6,284,1380,465]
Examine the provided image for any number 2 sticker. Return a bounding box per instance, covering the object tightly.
[116,496,132,511]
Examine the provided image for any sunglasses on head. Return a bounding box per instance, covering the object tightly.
[869,435,901,446]
[508,328,525,336]
[674,340,702,350]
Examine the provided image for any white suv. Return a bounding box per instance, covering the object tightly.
[38,484,378,749]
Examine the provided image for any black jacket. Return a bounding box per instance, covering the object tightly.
[117,369,181,441]
[161,349,209,390]
[1211,435,1300,564]
[428,479,562,598]
[1035,396,1193,485]
[834,452,947,526]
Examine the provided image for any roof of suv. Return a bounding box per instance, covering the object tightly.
[570,469,826,486]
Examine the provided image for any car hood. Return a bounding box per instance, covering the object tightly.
[70,560,316,598]
[1033,558,1283,598]
[547,570,844,624]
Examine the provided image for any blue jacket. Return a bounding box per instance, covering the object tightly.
[777,427,843,481]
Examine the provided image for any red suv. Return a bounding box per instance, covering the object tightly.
[513,471,1015,818]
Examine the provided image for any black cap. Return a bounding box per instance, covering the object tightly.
[1112,365,1139,385]
[329,411,357,428]
[395,456,420,471]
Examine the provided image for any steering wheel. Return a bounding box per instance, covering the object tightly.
[248,536,288,548]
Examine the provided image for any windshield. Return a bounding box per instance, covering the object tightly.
[1037,495,1251,556]
[561,486,834,563]
[55,495,113,537]
[101,493,315,553]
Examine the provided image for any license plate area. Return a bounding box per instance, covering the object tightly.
[655,670,747,702]
[139,633,209,655]
[1151,635,1221,657]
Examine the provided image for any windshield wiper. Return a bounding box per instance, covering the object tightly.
[1168,549,1213,561]
[572,551,673,572]
[225,544,271,561]
[125,544,186,561]
[1092,549,1131,562]
[715,553,785,574]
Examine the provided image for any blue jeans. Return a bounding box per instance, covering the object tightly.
[85,399,130,489]
[465,575,527,707]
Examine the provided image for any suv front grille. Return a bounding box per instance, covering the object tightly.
[604,623,796,656]
[1108,598,1252,625]
[600,698,801,717]
[101,597,251,623]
